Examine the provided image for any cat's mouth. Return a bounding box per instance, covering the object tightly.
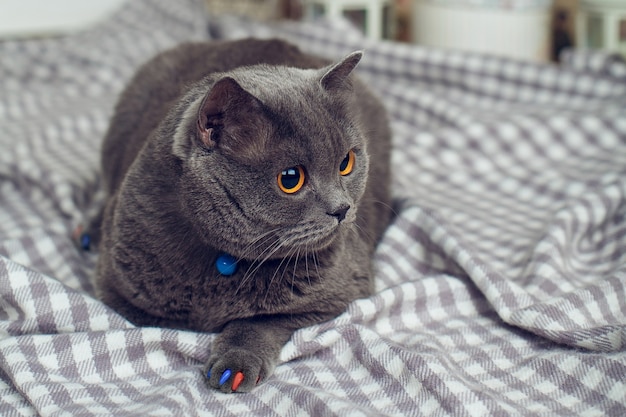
[240,221,340,260]
[228,215,351,261]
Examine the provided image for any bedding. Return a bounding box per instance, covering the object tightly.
[1,0,625,415]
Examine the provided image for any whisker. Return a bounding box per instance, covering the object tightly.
[263,246,292,304]
[304,243,312,287]
[350,218,375,243]
[230,230,279,288]
[290,246,300,298]
[312,250,321,283]
[263,242,301,303]
[238,227,281,260]
[239,237,285,292]
[232,218,338,296]
[359,197,399,218]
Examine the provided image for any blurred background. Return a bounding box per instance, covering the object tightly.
[0,0,624,62]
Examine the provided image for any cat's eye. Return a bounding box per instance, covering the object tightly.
[278,166,305,194]
[339,149,355,176]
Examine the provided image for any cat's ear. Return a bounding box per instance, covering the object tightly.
[196,77,266,152]
[320,51,363,91]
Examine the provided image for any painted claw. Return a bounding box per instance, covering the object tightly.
[232,371,244,391]
[207,368,256,392]
[80,233,91,251]
[73,226,91,251]
[219,369,232,386]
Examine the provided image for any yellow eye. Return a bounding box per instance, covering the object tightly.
[339,149,355,176]
[278,166,305,194]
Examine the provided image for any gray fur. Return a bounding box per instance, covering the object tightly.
[89,39,391,393]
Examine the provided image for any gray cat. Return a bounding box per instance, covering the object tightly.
[85,38,391,393]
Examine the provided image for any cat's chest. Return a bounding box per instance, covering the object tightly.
[186,254,352,332]
[112,230,365,332]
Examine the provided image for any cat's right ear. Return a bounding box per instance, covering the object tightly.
[197,77,237,149]
[196,77,263,150]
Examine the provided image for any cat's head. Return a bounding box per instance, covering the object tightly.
[173,52,369,260]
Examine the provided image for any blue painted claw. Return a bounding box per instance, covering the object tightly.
[72,226,91,251]
[80,233,91,251]
[219,369,232,386]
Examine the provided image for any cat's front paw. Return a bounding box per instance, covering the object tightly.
[204,348,267,393]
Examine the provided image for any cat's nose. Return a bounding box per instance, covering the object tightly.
[328,204,350,222]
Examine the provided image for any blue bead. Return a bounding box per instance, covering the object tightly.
[216,253,237,276]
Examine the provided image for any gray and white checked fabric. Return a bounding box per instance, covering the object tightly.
[1,0,625,415]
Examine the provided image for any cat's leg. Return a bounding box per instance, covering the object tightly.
[204,315,314,393]
[97,277,193,328]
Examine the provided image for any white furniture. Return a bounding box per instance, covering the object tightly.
[577,0,626,55]
[0,0,127,38]
[411,0,553,62]
[301,0,391,39]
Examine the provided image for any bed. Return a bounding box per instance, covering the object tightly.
[1,0,625,415]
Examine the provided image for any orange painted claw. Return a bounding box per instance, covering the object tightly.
[232,371,244,391]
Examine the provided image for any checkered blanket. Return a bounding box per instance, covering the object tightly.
[1,0,625,415]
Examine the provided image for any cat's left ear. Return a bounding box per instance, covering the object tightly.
[320,51,363,91]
